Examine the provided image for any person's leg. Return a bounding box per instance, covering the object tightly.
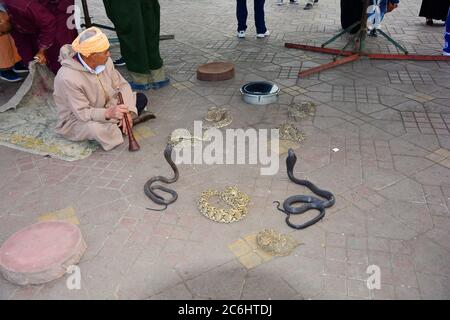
[368,0,386,35]
[0,35,22,81]
[236,0,248,32]
[9,31,37,67]
[66,121,124,151]
[11,38,22,65]
[103,0,152,86]
[419,0,435,25]
[133,92,156,124]
[0,34,17,69]
[136,92,148,115]
[140,0,169,88]
[254,0,267,34]
[150,68,169,88]
[128,72,152,89]
[444,7,450,56]
[340,0,363,33]
[88,122,124,151]
[3,35,28,73]
[141,0,163,72]
[379,3,386,24]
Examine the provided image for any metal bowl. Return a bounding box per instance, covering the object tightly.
[240,81,280,105]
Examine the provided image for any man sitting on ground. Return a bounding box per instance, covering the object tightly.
[53,27,154,151]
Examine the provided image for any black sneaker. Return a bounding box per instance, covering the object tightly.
[368,29,378,37]
[12,61,29,74]
[113,57,126,67]
[304,3,313,10]
[0,69,23,82]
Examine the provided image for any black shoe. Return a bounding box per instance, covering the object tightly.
[368,29,378,37]
[314,0,319,3]
[113,57,126,67]
[426,19,434,26]
[0,69,23,82]
[12,61,29,74]
[304,3,313,10]
[133,111,156,125]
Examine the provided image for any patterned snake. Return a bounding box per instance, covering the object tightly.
[144,144,179,211]
[274,148,335,229]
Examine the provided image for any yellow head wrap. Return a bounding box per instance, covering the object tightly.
[72,27,110,57]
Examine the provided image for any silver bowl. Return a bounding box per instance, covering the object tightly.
[240,81,280,105]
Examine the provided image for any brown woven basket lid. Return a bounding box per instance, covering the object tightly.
[197,62,235,81]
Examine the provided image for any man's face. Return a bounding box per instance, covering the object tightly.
[91,49,110,66]
[0,12,12,34]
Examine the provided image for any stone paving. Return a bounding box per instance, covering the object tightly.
[0,0,449,300]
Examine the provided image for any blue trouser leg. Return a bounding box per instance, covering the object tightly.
[367,0,387,29]
[236,0,248,32]
[444,7,450,55]
[379,0,387,21]
[254,0,267,34]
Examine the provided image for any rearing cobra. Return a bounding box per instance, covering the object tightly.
[274,148,335,229]
[144,144,179,211]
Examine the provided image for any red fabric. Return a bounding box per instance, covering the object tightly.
[4,0,77,73]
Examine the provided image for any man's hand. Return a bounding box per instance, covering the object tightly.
[105,104,128,120]
[34,49,47,65]
[118,113,133,135]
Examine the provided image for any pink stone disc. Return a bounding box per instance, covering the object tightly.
[0,221,86,285]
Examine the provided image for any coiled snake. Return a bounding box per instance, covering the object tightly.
[144,144,179,211]
[274,148,335,229]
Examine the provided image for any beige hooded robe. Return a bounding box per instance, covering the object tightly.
[53,44,138,151]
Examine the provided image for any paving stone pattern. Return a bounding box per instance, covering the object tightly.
[0,0,449,300]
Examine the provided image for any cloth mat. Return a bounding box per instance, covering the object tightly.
[0,62,99,161]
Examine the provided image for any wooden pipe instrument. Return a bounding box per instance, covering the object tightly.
[117,91,140,152]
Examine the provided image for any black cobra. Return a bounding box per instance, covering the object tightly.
[274,148,335,229]
[144,144,179,211]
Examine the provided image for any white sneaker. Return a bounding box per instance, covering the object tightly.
[237,30,245,38]
[276,0,284,5]
[256,30,270,38]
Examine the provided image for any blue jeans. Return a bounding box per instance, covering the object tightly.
[445,7,450,54]
[236,0,267,34]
